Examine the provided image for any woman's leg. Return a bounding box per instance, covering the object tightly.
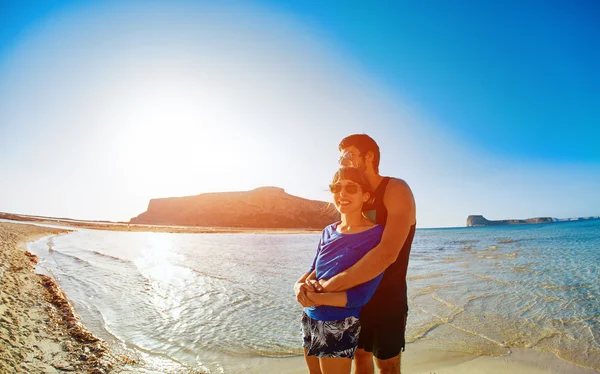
[304,315,359,374]
[319,357,352,374]
[304,348,322,374]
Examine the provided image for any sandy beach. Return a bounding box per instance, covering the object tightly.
[2,220,599,374]
[0,222,132,373]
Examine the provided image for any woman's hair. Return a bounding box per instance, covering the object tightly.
[331,167,372,194]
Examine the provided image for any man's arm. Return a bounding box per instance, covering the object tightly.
[319,179,415,292]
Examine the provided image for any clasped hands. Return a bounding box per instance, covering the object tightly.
[295,278,328,308]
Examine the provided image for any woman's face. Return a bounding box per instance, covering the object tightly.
[330,178,370,215]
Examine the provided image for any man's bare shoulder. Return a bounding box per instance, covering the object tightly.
[385,177,414,197]
[383,177,416,222]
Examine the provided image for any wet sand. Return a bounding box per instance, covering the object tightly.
[0,221,129,373]
[402,343,600,374]
[178,342,600,374]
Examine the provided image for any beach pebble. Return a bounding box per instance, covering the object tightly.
[42,365,59,373]
[61,341,73,352]
[52,361,75,371]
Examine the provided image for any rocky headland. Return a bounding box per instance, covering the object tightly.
[467,215,600,227]
[130,186,339,229]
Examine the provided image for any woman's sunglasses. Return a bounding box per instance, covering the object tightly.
[329,183,361,194]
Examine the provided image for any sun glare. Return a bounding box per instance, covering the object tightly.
[110,72,270,200]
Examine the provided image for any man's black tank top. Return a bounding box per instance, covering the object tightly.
[362,177,416,313]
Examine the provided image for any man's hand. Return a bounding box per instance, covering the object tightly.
[295,281,313,299]
[294,271,321,307]
[295,280,318,307]
[294,271,317,298]
[308,278,331,293]
[305,278,322,292]
[295,283,322,307]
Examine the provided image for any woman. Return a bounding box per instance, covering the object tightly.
[294,167,385,374]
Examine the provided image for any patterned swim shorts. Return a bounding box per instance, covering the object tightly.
[301,311,361,359]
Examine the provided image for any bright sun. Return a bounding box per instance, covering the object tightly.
[111,76,266,199]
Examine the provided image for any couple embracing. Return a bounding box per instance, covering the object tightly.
[294,134,416,374]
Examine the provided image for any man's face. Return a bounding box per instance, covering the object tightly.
[339,146,366,170]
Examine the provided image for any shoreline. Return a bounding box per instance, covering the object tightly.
[2,221,598,373]
[0,212,322,234]
[0,222,127,373]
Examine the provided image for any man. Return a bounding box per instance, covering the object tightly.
[295,134,416,374]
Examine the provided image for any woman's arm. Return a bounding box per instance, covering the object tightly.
[305,269,385,308]
[305,291,348,307]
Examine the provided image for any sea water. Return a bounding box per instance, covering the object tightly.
[28,219,600,372]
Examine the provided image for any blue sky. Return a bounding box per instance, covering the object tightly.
[275,0,600,162]
[0,0,599,227]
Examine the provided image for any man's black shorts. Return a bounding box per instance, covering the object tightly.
[356,309,408,360]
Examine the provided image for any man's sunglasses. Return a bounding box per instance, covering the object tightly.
[329,183,361,194]
[338,151,354,165]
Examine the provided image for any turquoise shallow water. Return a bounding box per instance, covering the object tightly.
[408,220,600,370]
[27,219,600,372]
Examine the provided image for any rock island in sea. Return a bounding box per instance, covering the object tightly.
[466,214,600,226]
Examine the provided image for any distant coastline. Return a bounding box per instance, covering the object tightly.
[0,211,320,234]
[467,215,600,227]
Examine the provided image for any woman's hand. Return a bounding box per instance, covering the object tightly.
[295,282,320,307]
[298,289,315,308]
[294,270,322,307]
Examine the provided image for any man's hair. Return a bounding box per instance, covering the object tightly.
[331,167,372,194]
[339,133,380,173]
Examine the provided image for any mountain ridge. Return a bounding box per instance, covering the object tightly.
[130,187,339,229]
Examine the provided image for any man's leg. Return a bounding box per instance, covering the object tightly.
[371,312,407,374]
[353,348,374,374]
[374,354,401,374]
